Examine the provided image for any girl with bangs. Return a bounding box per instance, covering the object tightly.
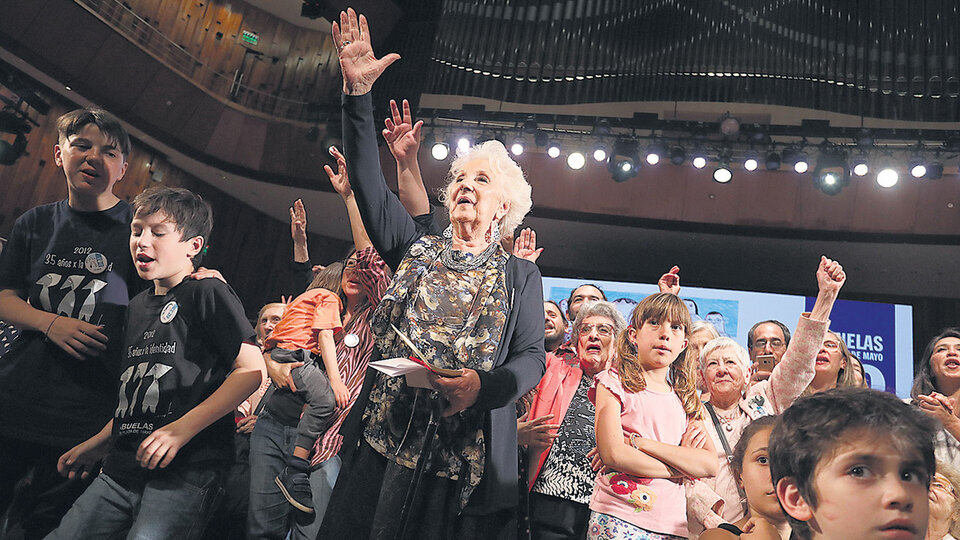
[589,293,718,539]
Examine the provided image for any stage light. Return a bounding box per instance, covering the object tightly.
[547,139,561,158]
[743,152,759,172]
[852,156,869,176]
[713,164,732,183]
[534,130,549,147]
[567,151,586,170]
[719,114,740,137]
[522,118,538,134]
[876,167,899,188]
[644,143,664,165]
[909,156,927,178]
[793,151,810,174]
[765,151,781,170]
[669,146,686,165]
[608,139,640,182]
[692,155,707,169]
[510,137,525,156]
[457,136,471,152]
[813,148,850,195]
[431,142,449,160]
[927,161,944,179]
[592,144,607,162]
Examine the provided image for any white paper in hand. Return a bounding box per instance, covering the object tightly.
[368,357,434,389]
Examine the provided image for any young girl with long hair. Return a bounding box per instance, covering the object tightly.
[590,293,718,539]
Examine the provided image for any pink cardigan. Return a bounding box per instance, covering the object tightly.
[525,352,584,489]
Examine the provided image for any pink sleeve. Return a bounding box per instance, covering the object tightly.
[590,369,626,408]
[312,289,343,332]
[765,313,828,412]
[687,479,726,530]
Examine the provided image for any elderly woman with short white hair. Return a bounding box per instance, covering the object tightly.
[318,9,546,540]
[686,257,846,537]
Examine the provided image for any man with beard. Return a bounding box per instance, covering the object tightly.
[544,301,567,355]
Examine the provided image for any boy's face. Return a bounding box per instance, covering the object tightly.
[778,428,929,540]
[130,210,203,290]
[55,124,127,198]
[628,316,687,371]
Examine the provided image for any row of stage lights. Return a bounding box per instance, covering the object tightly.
[427,135,950,194]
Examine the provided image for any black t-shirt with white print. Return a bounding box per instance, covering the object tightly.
[0,200,140,448]
[102,278,255,483]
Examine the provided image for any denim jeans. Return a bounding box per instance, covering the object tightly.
[45,468,222,540]
[247,410,341,540]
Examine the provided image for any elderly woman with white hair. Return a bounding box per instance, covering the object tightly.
[686,257,846,537]
[318,9,545,539]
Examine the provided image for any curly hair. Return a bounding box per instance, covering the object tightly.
[615,292,700,420]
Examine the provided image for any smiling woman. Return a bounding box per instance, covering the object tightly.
[911,328,960,474]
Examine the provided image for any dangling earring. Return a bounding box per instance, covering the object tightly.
[442,224,453,240]
[486,218,501,244]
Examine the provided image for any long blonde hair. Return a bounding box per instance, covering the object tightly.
[615,292,701,420]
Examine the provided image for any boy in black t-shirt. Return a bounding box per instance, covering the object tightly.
[0,108,137,535]
[48,186,263,539]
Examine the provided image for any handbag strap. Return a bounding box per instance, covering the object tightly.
[704,402,749,515]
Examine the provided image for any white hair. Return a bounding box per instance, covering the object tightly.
[439,140,532,236]
[699,337,751,384]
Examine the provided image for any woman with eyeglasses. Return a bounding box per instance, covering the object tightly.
[805,330,860,394]
[926,461,960,540]
[520,300,627,539]
[687,257,846,537]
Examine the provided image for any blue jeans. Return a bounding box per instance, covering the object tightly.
[44,468,222,540]
[247,410,341,540]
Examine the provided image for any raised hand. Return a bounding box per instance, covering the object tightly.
[290,198,307,246]
[383,99,422,164]
[816,256,845,294]
[324,146,352,198]
[658,266,681,295]
[512,228,543,263]
[332,8,401,95]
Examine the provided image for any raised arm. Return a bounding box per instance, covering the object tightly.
[383,98,430,217]
[325,146,373,252]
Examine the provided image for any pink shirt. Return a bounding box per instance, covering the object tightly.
[589,369,690,537]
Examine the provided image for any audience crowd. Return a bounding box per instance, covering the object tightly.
[0,8,958,540]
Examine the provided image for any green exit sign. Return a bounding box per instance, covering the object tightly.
[241,30,259,46]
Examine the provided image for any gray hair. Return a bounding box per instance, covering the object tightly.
[439,140,533,236]
[690,320,720,340]
[570,300,628,344]
[699,337,751,383]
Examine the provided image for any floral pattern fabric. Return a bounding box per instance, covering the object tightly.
[587,512,685,540]
[363,235,509,508]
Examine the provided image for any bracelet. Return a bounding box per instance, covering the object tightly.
[44,314,62,340]
[629,432,641,449]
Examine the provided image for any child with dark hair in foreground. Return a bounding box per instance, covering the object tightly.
[47,186,263,539]
[769,387,939,540]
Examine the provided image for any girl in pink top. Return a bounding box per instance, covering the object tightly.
[590,293,718,539]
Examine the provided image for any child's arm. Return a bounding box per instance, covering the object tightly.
[325,146,374,251]
[631,418,719,479]
[317,328,349,408]
[57,419,113,480]
[136,342,263,470]
[383,98,430,217]
[0,289,108,360]
[594,384,678,478]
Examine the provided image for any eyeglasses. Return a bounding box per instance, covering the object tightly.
[931,478,958,499]
[822,340,840,350]
[578,323,614,337]
[344,258,358,269]
[752,338,784,351]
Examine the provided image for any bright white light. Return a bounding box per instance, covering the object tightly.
[853,162,869,176]
[823,173,838,185]
[619,161,633,172]
[744,158,758,171]
[431,142,449,161]
[547,145,561,159]
[692,156,707,169]
[457,137,471,152]
[567,152,586,170]
[645,153,660,165]
[911,164,927,178]
[593,148,607,162]
[877,168,899,188]
[510,142,524,156]
[713,167,732,183]
[794,160,809,174]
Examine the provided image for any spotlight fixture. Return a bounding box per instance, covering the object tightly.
[608,139,640,183]
[851,155,869,176]
[743,151,759,172]
[567,151,586,170]
[457,136,471,152]
[764,151,781,170]
[547,139,562,158]
[813,148,850,195]
[926,161,944,179]
[876,167,899,188]
[713,164,733,183]
[909,156,927,178]
[669,146,686,165]
[793,151,810,174]
[534,130,549,147]
[719,114,741,137]
[431,141,450,160]
[510,137,525,156]
[692,154,707,169]
[856,129,874,149]
[644,142,665,165]
[592,143,607,162]
[522,118,538,134]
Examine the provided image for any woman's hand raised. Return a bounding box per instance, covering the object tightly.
[332,8,401,96]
